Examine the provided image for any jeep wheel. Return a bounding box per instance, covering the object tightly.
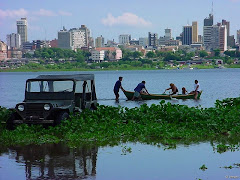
[6,112,17,130]
[54,112,69,125]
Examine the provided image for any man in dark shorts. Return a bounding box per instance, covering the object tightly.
[113,77,124,101]
[190,80,201,99]
[132,81,150,100]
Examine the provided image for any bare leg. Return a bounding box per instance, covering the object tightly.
[194,92,198,100]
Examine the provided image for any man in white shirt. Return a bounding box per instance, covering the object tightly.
[190,80,201,99]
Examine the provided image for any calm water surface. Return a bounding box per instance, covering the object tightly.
[1,68,240,108]
[1,69,240,180]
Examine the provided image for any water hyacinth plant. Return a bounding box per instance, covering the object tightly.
[1,97,240,148]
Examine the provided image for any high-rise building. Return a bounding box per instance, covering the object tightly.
[16,18,27,45]
[227,35,235,47]
[237,30,240,44]
[119,34,131,44]
[203,14,214,51]
[198,35,202,43]
[95,35,104,48]
[7,33,21,49]
[182,26,192,45]
[210,25,227,51]
[58,28,72,49]
[204,14,213,26]
[58,25,92,50]
[165,28,172,40]
[210,25,220,51]
[219,25,227,51]
[148,32,158,48]
[79,25,92,48]
[139,37,148,47]
[222,19,230,37]
[192,21,198,43]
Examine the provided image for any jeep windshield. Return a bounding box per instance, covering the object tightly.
[26,80,74,92]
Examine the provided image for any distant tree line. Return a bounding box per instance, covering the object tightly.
[24,48,91,63]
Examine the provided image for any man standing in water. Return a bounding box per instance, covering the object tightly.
[132,81,150,100]
[114,77,125,101]
[190,80,201,99]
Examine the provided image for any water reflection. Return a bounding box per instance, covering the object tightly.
[2,144,98,179]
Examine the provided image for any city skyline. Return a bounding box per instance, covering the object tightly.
[1,0,240,42]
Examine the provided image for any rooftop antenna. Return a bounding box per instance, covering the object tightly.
[61,16,62,30]
[211,1,214,15]
[45,29,46,41]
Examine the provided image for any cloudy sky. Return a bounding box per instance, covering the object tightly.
[1,0,240,42]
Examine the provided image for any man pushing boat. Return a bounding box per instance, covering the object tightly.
[132,81,150,100]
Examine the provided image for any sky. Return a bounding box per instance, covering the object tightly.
[0,0,240,43]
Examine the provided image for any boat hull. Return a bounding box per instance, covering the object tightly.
[123,91,202,100]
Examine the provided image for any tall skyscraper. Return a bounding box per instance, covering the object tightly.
[7,33,21,49]
[182,26,192,45]
[95,35,105,48]
[16,18,27,45]
[58,27,72,49]
[203,14,214,50]
[210,25,220,51]
[210,25,227,51]
[192,21,198,43]
[119,34,131,44]
[148,32,158,47]
[204,14,213,26]
[219,25,227,51]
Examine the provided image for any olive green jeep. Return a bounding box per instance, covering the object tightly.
[7,74,97,128]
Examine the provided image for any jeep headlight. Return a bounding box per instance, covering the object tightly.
[18,104,24,111]
[44,104,51,111]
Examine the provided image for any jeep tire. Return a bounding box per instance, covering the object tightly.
[6,112,18,130]
[54,111,69,125]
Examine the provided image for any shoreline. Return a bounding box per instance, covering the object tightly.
[1,64,240,73]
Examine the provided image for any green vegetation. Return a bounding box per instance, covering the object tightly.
[25,48,90,62]
[2,47,240,72]
[1,97,240,148]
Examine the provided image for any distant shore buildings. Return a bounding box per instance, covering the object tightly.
[1,12,240,62]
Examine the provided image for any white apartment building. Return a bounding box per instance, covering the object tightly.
[7,33,21,49]
[70,28,86,49]
[90,50,105,62]
[16,18,27,45]
[119,34,131,44]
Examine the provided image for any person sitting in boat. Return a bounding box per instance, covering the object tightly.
[182,87,188,95]
[132,81,150,100]
[190,80,201,100]
[165,83,178,95]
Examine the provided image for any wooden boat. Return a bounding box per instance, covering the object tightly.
[123,90,202,100]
